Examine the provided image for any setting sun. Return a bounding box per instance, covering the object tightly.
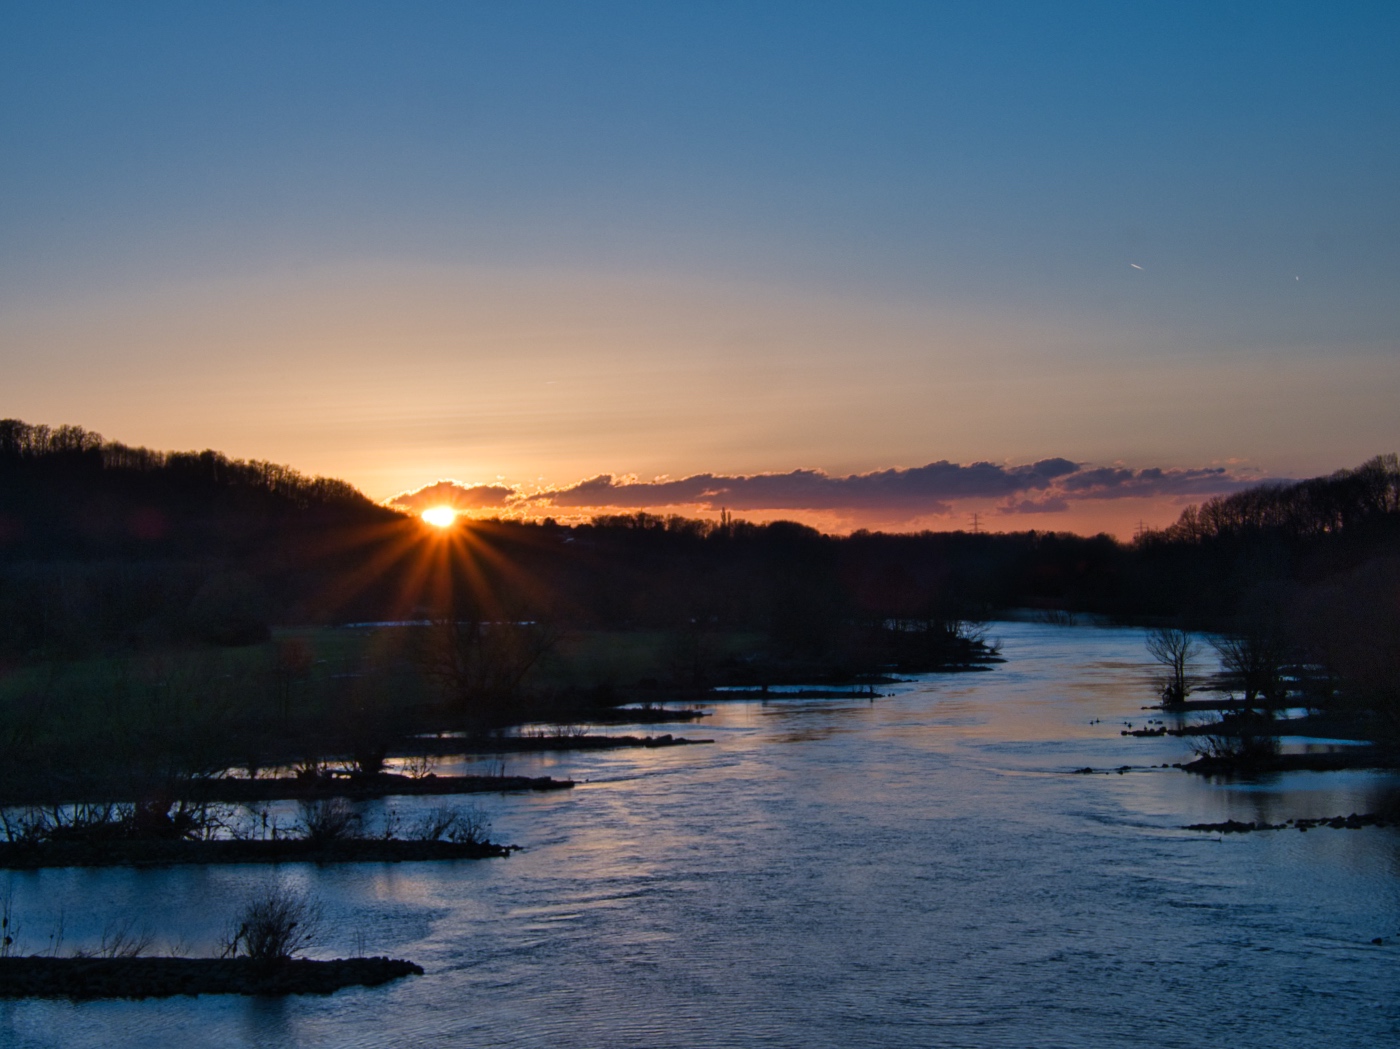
[421,506,457,528]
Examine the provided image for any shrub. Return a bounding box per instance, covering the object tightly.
[401,752,439,779]
[296,798,362,842]
[410,804,490,844]
[446,808,491,845]
[222,886,321,964]
[293,758,328,783]
[73,918,153,959]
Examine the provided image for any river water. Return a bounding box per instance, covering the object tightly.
[3,622,1399,1048]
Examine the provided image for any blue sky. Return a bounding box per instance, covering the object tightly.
[3,1,1398,532]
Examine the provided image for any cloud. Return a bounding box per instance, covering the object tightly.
[533,458,1082,514]
[1055,465,1266,500]
[386,459,1272,527]
[527,457,1268,519]
[999,496,1071,515]
[388,480,516,513]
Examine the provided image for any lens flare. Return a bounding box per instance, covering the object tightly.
[422,506,457,528]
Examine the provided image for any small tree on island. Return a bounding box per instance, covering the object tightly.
[1212,630,1291,718]
[417,613,560,732]
[1146,628,1198,708]
[221,886,322,968]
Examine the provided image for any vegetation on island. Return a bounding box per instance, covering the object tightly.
[1129,457,1400,768]
[0,797,517,868]
[0,882,422,998]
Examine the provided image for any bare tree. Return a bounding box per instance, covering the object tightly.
[418,615,559,729]
[1212,631,1291,716]
[1146,628,1198,707]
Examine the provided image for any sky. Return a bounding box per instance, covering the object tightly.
[2,1,1398,536]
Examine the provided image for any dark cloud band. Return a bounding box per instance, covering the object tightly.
[388,460,1269,520]
[528,459,1262,514]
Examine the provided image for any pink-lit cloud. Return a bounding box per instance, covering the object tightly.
[387,459,1279,535]
[388,479,515,513]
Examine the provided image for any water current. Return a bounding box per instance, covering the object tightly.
[3,622,1399,1047]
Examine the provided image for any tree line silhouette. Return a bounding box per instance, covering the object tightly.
[2,420,1398,736]
[3,420,1398,646]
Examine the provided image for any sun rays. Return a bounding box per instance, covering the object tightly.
[300,507,553,627]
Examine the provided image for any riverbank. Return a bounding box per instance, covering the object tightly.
[1161,712,1378,742]
[0,735,698,809]
[0,836,516,870]
[1178,750,1400,775]
[570,706,709,724]
[187,771,573,804]
[0,956,423,998]
[1184,813,1398,833]
[0,772,574,809]
[409,733,710,756]
[707,688,886,700]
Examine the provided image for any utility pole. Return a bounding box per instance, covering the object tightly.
[970,512,980,534]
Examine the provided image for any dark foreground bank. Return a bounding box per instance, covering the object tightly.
[0,956,422,998]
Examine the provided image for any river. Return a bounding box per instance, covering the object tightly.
[3,622,1398,1047]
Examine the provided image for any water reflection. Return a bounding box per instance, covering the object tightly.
[3,623,1399,1048]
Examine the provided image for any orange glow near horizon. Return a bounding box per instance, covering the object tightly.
[396,494,1191,541]
[421,506,458,529]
